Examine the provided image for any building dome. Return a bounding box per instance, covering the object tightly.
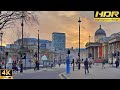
[95,25,106,36]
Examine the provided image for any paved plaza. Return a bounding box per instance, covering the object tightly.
[62,63,120,79]
[13,64,66,79]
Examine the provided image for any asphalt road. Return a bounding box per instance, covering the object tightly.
[13,68,65,79]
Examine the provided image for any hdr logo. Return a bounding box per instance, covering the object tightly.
[94,11,120,22]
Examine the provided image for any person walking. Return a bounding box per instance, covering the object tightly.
[71,61,73,66]
[58,63,61,67]
[51,63,53,68]
[34,61,38,70]
[0,62,2,69]
[72,59,75,71]
[75,62,77,66]
[115,59,119,68]
[82,59,83,62]
[102,59,105,69]
[84,58,89,74]
[89,60,92,68]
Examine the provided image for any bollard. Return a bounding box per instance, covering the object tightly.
[73,59,74,71]
[66,57,70,74]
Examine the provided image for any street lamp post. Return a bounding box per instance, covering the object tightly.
[20,12,24,73]
[89,34,90,59]
[0,32,3,65]
[38,30,40,70]
[0,32,3,51]
[0,32,3,69]
[78,17,81,70]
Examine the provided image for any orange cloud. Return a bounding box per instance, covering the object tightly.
[2,11,118,49]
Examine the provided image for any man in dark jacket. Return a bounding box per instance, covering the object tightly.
[115,59,119,68]
[0,62,1,69]
[84,58,89,74]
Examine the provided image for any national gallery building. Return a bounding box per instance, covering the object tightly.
[85,25,120,63]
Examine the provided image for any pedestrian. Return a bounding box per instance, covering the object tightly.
[0,62,2,69]
[51,63,53,68]
[71,61,72,66]
[34,61,37,70]
[84,58,89,74]
[58,63,61,67]
[72,59,75,71]
[89,60,92,68]
[37,61,39,70]
[75,62,77,66]
[115,59,119,68]
[82,59,83,61]
[102,59,105,69]
[12,61,17,72]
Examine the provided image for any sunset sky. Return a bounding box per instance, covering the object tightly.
[1,11,120,48]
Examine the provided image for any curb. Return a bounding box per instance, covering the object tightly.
[13,68,47,76]
[59,72,70,79]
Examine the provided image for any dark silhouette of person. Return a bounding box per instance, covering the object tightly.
[0,62,2,69]
[71,61,73,66]
[34,61,38,70]
[58,63,61,67]
[51,63,53,68]
[12,61,18,72]
[115,59,119,68]
[82,59,83,61]
[84,58,89,74]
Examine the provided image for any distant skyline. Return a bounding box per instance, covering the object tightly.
[1,11,120,48]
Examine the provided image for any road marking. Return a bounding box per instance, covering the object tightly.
[59,73,64,79]
[59,72,70,79]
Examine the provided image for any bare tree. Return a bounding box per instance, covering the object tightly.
[0,11,39,30]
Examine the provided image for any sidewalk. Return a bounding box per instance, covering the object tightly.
[13,64,66,75]
[62,63,120,79]
[13,68,47,75]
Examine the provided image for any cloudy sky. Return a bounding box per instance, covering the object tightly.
[2,11,120,48]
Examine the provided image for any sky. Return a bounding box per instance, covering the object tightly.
[1,11,120,48]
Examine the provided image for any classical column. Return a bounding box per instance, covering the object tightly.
[104,45,105,59]
[86,47,89,58]
[94,47,96,60]
[102,45,104,58]
[104,44,106,59]
[98,46,99,58]
[90,47,92,58]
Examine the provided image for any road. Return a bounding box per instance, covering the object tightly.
[13,67,65,79]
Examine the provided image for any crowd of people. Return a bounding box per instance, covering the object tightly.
[70,57,120,75]
[0,56,120,75]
